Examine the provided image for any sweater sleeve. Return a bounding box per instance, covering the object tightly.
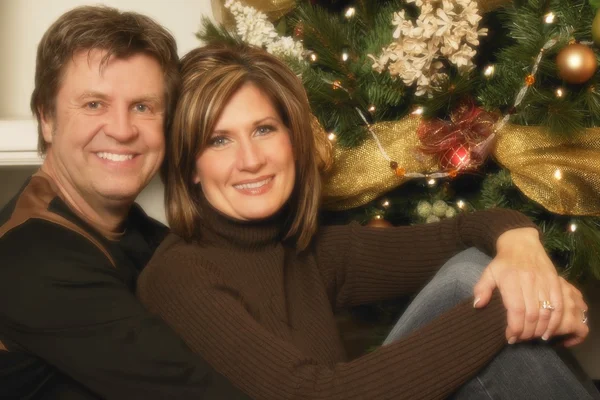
[0,221,250,400]
[314,208,538,308]
[138,241,509,400]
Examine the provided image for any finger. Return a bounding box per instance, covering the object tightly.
[563,322,589,348]
[543,276,566,340]
[473,267,496,308]
[518,270,539,340]
[535,289,552,338]
[499,273,526,343]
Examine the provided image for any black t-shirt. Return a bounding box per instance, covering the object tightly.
[0,174,250,400]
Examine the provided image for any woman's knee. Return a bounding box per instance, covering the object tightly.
[431,248,491,299]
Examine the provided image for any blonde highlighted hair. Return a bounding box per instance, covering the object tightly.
[164,43,330,250]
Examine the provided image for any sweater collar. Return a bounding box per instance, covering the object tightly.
[195,194,287,249]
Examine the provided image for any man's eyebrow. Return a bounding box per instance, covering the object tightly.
[131,95,164,106]
[77,91,110,101]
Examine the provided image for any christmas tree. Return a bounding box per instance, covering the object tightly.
[200,0,600,282]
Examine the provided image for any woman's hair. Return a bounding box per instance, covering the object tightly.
[164,43,331,250]
[30,5,179,154]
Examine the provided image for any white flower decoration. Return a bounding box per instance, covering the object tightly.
[368,0,487,97]
[225,1,304,61]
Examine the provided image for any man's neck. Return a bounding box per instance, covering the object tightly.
[40,161,131,234]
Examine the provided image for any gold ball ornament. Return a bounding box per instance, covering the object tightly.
[593,11,600,47]
[556,43,598,84]
[366,217,393,228]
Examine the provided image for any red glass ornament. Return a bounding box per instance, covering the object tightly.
[440,144,471,170]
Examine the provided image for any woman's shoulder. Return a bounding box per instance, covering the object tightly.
[143,232,215,276]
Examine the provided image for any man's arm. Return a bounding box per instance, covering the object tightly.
[0,221,250,400]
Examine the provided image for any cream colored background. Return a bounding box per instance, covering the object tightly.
[0,0,598,381]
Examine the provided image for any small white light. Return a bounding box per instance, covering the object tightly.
[457,200,466,209]
[341,52,349,62]
[327,132,337,141]
[544,12,555,24]
[569,223,578,233]
[344,7,356,18]
[555,88,564,98]
[374,214,383,220]
[553,169,563,180]
[382,200,390,208]
[309,53,318,62]
[412,107,424,116]
[427,178,436,186]
[368,105,376,113]
[484,65,495,77]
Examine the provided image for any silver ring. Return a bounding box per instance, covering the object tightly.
[582,309,588,325]
[540,300,555,311]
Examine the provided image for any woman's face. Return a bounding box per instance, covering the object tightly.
[194,82,296,221]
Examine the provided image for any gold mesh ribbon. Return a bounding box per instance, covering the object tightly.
[494,125,600,216]
[322,119,600,215]
[322,118,437,210]
[212,0,296,27]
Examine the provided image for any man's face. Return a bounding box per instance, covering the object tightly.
[41,49,166,208]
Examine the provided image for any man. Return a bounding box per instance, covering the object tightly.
[0,6,250,399]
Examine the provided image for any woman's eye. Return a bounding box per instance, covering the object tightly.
[208,136,230,147]
[256,125,275,135]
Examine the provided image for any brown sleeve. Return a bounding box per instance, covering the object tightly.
[314,208,538,308]
[138,254,508,400]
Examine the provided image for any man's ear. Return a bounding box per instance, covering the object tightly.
[39,108,54,144]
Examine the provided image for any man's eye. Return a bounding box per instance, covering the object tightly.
[134,104,149,112]
[86,101,102,110]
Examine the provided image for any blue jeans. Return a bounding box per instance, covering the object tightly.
[384,248,599,400]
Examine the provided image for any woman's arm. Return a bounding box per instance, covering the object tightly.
[314,208,536,308]
[138,246,509,400]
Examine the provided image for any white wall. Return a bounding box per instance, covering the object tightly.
[0,0,213,118]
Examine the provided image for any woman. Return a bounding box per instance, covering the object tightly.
[138,43,596,399]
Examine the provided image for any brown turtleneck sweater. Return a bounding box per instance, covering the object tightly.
[137,204,537,400]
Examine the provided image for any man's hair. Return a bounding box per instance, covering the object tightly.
[30,5,179,154]
[164,43,331,250]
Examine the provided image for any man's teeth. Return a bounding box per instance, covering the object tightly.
[234,178,272,190]
[97,152,134,162]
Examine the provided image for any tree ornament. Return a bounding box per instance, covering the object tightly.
[445,207,457,219]
[416,201,433,218]
[294,21,304,39]
[432,200,448,217]
[426,215,441,224]
[366,216,393,228]
[440,143,471,170]
[556,43,598,84]
[525,74,535,86]
[593,11,600,47]
[307,51,318,63]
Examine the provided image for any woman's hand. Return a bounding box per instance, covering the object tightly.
[472,227,587,344]
[553,276,589,347]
